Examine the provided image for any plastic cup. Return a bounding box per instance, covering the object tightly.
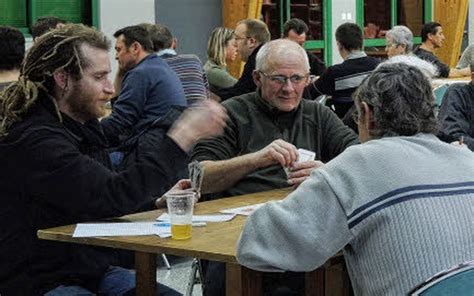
[165,191,195,240]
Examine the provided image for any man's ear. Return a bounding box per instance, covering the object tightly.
[53,70,69,90]
[252,69,262,88]
[427,33,435,42]
[360,102,374,130]
[130,41,141,54]
[247,37,258,50]
[172,38,178,50]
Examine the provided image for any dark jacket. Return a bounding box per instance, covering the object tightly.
[216,44,264,101]
[0,93,188,295]
[307,51,326,76]
[438,83,474,150]
[413,47,450,78]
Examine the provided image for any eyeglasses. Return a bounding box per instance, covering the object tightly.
[258,71,311,85]
[385,43,399,49]
[234,34,250,41]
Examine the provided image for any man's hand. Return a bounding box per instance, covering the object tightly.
[168,100,228,152]
[287,160,324,188]
[155,179,196,208]
[254,139,299,168]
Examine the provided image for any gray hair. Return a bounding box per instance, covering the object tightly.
[386,25,413,53]
[354,63,438,138]
[256,39,309,73]
[383,54,438,78]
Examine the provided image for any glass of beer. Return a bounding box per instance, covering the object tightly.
[165,191,195,240]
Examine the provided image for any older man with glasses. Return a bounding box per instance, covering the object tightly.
[191,39,358,296]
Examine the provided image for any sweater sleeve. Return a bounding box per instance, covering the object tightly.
[191,111,239,162]
[207,67,238,89]
[236,170,353,272]
[308,67,335,99]
[24,128,188,220]
[100,71,148,142]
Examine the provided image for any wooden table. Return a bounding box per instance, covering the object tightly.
[38,188,351,296]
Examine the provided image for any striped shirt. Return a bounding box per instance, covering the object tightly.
[158,50,209,105]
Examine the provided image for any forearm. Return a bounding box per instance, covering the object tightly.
[449,67,470,78]
[200,153,265,194]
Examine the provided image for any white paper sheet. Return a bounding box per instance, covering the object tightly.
[156,213,236,223]
[219,203,265,216]
[73,222,171,238]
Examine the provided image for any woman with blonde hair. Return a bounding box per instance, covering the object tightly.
[204,27,238,91]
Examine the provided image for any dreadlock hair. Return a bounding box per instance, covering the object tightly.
[0,23,110,137]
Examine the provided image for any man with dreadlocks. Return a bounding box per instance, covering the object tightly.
[0,24,227,295]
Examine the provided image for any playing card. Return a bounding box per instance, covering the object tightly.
[297,148,316,163]
[188,161,204,194]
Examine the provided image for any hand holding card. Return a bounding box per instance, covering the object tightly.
[188,161,204,201]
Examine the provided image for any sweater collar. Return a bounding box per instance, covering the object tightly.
[157,48,177,56]
[347,51,367,60]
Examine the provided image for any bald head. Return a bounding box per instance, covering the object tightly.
[256,39,309,73]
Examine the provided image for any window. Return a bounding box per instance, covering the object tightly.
[262,0,330,63]
[0,0,99,36]
[357,0,432,58]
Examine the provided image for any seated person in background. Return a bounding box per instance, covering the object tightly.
[192,39,358,295]
[282,18,326,76]
[306,22,380,118]
[101,25,187,145]
[456,43,474,70]
[215,18,270,101]
[30,16,66,42]
[204,27,238,91]
[438,61,474,151]
[414,22,470,78]
[363,22,386,39]
[0,24,227,296]
[143,23,209,105]
[0,26,24,91]
[237,62,474,295]
[384,25,438,78]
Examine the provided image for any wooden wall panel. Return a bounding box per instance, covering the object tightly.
[222,0,262,77]
[434,0,468,67]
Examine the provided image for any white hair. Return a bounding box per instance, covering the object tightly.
[382,54,439,79]
[256,39,309,72]
[386,25,414,53]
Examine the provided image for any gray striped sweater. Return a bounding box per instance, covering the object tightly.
[237,133,474,295]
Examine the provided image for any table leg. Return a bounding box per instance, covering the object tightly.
[305,268,325,296]
[226,263,262,296]
[135,252,157,296]
[325,259,352,296]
